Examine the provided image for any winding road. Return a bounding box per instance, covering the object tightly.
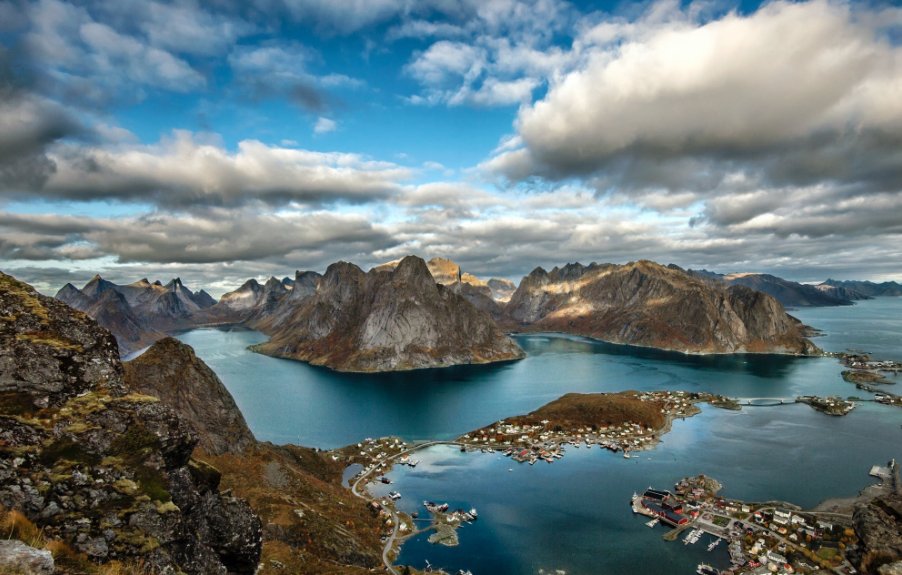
[349,440,465,574]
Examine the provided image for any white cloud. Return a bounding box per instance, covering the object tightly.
[24,0,207,98]
[506,1,902,175]
[28,130,410,207]
[313,117,337,134]
[402,0,577,106]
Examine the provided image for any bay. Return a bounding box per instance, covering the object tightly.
[176,297,902,575]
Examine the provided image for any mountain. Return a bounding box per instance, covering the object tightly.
[248,270,322,332]
[815,283,870,302]
[54,276,214,354]
[821,279,902,298]
[251,255,525,372]
[505,260,818,355]
[0,271,262,574]
[488,278,517,302]
[688,269,855,307]
[376,256,504,318]
[123,337,256,455]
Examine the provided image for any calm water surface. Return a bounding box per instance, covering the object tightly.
[177,298,902,575]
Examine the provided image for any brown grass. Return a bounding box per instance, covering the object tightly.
[2,507,158,574]
[508,391,666,430]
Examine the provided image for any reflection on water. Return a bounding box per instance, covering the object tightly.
[177,328,844,448]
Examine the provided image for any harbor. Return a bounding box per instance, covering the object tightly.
[630,465,900,575]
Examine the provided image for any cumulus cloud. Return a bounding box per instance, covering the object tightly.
[482,0,902,247]
[23,0,210,103]
[5,130,411,208]
[403,0,577,106]
[229,43,361,112]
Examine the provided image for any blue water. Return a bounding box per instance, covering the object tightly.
[792,297,902,362]
[176,297,902,575]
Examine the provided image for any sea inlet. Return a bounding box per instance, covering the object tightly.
[178,297,902,575]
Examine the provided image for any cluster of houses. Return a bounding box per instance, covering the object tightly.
[636,475,858,575]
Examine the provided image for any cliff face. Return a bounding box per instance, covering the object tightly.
[123,337,256,456]
[504,260,818,354]
[853,493,902,574]
[1,271,262,574]
[252,256,524,372]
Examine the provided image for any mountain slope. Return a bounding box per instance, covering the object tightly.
[252,255,524,372]
[123,337,256,455]
[686,269,855,307]
[0,271,262,574]
[505,260,818,354]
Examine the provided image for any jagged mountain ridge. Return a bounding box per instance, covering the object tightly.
[251,256,525,372]
[685,268,859,307]
[821,278,902,298]
[56,275,216,354]
[505,260,818,354]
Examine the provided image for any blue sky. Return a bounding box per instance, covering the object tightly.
[1,0,901,295]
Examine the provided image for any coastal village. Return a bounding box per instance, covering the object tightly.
[632,460,900,575]
[334,378,900,575]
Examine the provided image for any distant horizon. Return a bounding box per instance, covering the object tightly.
[26,255,902,300]
[2,0,901,297]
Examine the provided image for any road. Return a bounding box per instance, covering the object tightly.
[349,440,465,574]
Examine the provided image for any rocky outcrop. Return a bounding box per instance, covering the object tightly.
[504,260,818,355]
[853,494,902,574]
[1,271,262,574]
[124,337,256,456]
[252,256,524,372]
[0,540,54,574]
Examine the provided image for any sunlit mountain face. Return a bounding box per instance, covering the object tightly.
[1,0,901,296]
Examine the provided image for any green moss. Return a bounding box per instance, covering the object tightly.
[188,458,221,491]
[109,424,160,464]
[134,465,171,503]
[0,274,50,323]
[38,437,101,467]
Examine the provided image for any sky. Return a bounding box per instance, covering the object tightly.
[1,0,901,296]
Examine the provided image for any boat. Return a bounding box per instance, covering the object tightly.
[388,491,401,500]
[696,564,719,575]
[623,452,632,459]
[645,518,659,528]
[379,477,392,484]
[707,537,721,551]
[468,507,478,519]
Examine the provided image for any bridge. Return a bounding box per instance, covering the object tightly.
[737,397,797,406]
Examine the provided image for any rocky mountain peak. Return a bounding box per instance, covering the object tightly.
[252,255,524,372]
[504,260,818,355]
